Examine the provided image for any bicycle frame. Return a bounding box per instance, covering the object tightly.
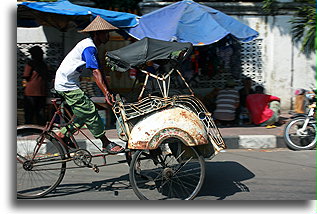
[17,98,119,172]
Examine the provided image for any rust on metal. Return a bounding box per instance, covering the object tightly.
[113,93,226,157]
[128,107,209,149]
[129,141,150,150]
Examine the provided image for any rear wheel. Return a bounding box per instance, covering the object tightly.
[129,138,205,200]
[284,117,316,150]
[17,128,66,198]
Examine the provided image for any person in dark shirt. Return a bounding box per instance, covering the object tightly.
[239,77,254,108]
[23,46,49,125]
[237,77,255,124]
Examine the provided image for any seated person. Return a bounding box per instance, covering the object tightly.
[246,86,281,127]
[239,77,255,107]
[213,79,240,126]
[237,77,254,124]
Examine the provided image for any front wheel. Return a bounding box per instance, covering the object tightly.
[17,128,66,198]
[129,138,205,200]
[284,117,316,150]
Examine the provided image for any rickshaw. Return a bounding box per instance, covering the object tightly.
[16,37,226,200]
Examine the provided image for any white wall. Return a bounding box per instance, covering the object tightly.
[17,26,61,43]
[265,16,295,109]
[233,15,315,110]
[17,26,85,56]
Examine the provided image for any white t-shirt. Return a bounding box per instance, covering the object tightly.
[54,38,100,91]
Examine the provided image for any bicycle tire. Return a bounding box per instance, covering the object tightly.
[129,138,205,200]
[283,117,316,150]
[17,127,66,199]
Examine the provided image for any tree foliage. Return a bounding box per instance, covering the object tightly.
[262,0,315,54]
[290,3,315,54]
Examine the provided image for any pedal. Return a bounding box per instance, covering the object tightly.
[90,164,100,173]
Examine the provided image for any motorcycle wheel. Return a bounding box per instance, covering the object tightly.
[284,117,316,150]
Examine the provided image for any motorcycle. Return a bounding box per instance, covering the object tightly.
[283,89,316,150]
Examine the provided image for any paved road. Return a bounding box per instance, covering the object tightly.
[29,148,315,200]
[199,149,316,200]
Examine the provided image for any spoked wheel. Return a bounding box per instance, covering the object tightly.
[284,118,316,150]
[17,128,66,199]
[129,138,205,200]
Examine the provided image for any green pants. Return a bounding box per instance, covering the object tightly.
[57,89,105,138]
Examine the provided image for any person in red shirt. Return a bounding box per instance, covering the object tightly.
[246,86,281,127]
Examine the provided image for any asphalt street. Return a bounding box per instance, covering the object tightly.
[28,148,315,200]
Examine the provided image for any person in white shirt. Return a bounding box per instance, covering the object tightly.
[54,16,124,154]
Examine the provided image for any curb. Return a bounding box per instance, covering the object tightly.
[75,136,287,151]
[223,135,286,149]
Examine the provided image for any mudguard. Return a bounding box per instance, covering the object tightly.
[17,125,44,134]
[128,107,209,150]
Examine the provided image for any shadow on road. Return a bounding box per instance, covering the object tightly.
[198,161,255,200]
[41,161,254,200]
[43,174,131,198]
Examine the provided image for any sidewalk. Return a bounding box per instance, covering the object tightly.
[72,111,291,150]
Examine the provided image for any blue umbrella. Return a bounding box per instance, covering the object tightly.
[126,0,258,45]
[18,0,139,28]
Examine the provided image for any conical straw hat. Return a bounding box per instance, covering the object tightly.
[78,16,118,33]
